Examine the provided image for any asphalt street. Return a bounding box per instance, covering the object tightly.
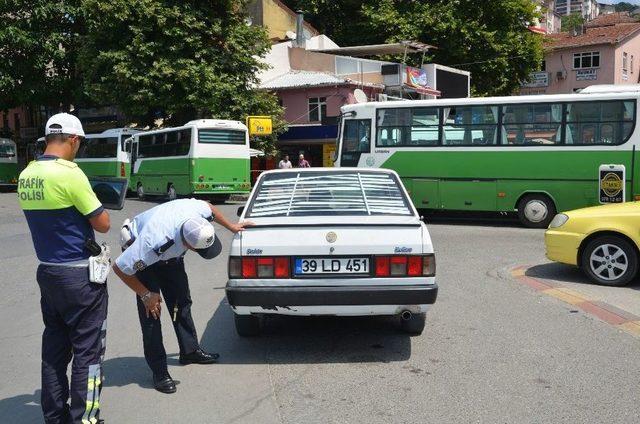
[0,193,639,423]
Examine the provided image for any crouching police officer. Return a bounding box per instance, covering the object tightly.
[112,198,251,393]
[18,113,110,424]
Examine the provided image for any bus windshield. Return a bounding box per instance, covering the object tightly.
[77,137,119,159]
[0,144,16,157]
[339,119,371,166]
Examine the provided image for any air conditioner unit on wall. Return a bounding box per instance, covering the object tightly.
[556,70,567,80]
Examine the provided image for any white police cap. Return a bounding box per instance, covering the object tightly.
[45,113,86,137]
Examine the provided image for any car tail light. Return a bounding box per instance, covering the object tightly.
[274,257,290,278]
[228,257,241,278]
[390,256,407,276]
[374,255,435,278]
[229,257,290,279]
[242,258,257,278]
[407,256,422,276]
[423,254,436,276]
[375,256,390,277]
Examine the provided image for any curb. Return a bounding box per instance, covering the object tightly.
[511,265,640,338]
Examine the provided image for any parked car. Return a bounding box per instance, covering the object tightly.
[545,202,640,286]
[226,168,438,336]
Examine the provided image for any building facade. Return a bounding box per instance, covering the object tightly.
[555,0,599,19]
[521,13,640,95]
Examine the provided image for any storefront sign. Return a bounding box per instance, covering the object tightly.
[599,164,625,203]
[246,116,273,136]
[576,69,597,81]
[405,66,429,89]
[522,72,549,88]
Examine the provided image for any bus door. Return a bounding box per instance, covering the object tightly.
[340,119,372,166]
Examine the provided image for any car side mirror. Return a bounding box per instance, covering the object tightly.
[237,206,244,217]
[89,177,127,210]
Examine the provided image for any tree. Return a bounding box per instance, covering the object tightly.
[283,0,544,96]
[561,13,585,32]
[80,0,283,130]
[0,0,82,111]
[0,1,284,152]
[615,2,637,13]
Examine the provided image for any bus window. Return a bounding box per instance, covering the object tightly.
[340,119,371,166]
[376,108,438,146]
[566,100,635,145]
[411,108,439,146]
[77,137,119,159]
[503,103,562,145]
[443,106,498,146]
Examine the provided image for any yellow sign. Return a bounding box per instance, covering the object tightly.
[601,172,623,197]
[247,116,273,136]
[323,143,336,167]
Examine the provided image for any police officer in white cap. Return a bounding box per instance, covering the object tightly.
[113,198,251,393]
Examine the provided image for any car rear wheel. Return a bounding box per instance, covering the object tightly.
[234,314,261,337]
[581,235,638,287]
[400,312,426,335]
[167,184,177,201]
[136,183,145,200]
[517,194,556,228]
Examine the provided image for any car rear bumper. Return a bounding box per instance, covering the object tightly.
[226,284,438,309]
[545,229,583,265]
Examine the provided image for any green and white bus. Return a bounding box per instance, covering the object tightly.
[0,138,18,187]
[129,119,251,200]
[336,88,639,227]
[77,128,140,179]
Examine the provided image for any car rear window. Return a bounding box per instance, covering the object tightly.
[246,171,413,217]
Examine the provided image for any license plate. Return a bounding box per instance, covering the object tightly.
[294,257,369,275]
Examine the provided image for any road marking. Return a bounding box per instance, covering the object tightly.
[511,266,640,339]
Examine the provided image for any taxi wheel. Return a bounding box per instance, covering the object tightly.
[234,314,261,337]
[136,183,145,200]
[581,235,638,287]
[167,184,177,201]
[400,312,426,335]
[517,194,556,228]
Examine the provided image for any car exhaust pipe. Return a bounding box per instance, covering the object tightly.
[401,310,412,321]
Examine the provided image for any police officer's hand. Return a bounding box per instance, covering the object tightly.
[143,292,162,320]
[229,221,254,233]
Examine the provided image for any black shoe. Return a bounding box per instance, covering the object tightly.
[153,373,177,394]
[179,349,219,365]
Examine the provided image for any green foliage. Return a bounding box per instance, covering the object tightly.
[561,13,585,32]
[615,2,637,13]
[0,0,284,152]
[284,0,543,96]
[0,0,82,110]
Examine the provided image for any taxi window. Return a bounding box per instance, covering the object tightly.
[246,171,413,217]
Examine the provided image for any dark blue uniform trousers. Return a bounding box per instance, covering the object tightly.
[135,257,200,376]
[37,265,108,424]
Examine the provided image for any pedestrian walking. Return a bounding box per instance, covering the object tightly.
[112,199,252,394]
[278,154,292,169]
[18,113,111,424]
[298,154,310,168]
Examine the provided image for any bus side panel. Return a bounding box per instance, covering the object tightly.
[191,157,250,194]
[0,162,18,184]
[382,150,633,213]
[133,158,190,195]
[76,161,119,178]
[410,179,440,209]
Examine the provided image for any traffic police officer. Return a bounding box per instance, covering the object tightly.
[18,113,111,424]
[112,198,250,393]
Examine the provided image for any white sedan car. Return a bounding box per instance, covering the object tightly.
[226,168,437,336]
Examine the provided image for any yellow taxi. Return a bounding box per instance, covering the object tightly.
[545,202,640,286]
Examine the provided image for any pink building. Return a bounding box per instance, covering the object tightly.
[521,13,640,95]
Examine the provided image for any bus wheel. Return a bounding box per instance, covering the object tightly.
[167,184,177,201]
[136,183,145,200]
[517,194,555,228]
[581,235,638,286]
